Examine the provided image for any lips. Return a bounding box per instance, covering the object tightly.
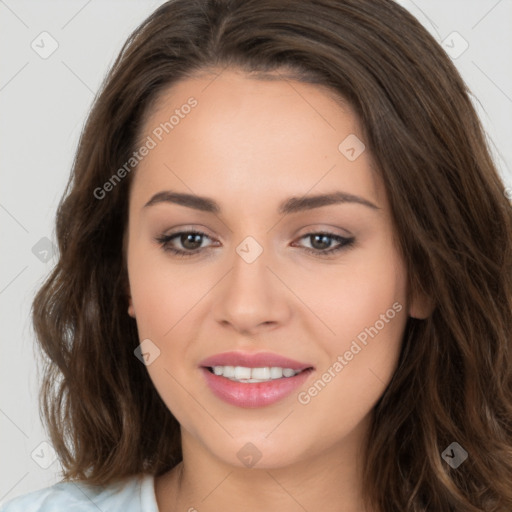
[199,351,314,371]
[201,367,314,408]
[199,351,315,408]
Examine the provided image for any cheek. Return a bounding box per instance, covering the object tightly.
[128,242,208,338]
[128,262,173,338]
[298,240,406,385]
[297,244,407,430]
[127,249,201,428]
[338,256,405,340]
[296,236,407,346]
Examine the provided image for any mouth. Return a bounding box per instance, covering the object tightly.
[199,350,314,373]
[198,351,315,407]
[203,365,314,383]
[200,361,315,408]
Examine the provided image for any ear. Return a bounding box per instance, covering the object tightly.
[408,287,435,319]
[125,280,136,318]
[122,230,136,317]
[128,299,136,318]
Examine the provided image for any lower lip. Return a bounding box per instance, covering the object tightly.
[200,367,314,408]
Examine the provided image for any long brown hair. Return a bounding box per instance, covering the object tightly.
[32,0,512,510]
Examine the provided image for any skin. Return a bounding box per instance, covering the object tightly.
[125,67,430,512]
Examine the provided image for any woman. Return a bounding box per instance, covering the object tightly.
[2,0,511,511]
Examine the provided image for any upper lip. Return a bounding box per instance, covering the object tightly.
[200,351,314,371]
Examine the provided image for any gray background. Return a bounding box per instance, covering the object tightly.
[1,0,511,503]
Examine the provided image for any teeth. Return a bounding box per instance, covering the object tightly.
[269,367,282,379]
[252,367,270,380]
[211,365,303,382]
[234,366,251,380]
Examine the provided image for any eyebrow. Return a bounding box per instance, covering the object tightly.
[143,190,380,214]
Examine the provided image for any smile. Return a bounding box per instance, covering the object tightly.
[208,365,303,382]
[201,366,314,408]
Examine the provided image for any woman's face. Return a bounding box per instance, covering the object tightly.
[126,68,421,470]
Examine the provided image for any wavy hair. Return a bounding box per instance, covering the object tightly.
[32,0,512,510]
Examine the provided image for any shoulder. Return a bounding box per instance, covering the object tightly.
[0,473,158,512]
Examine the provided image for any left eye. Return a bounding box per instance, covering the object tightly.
[156,231,213,255]
[155,230,355,258]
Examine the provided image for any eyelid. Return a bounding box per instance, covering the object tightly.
[295,224,354,238]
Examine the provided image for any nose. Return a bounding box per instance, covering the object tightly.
[212,241,291,337]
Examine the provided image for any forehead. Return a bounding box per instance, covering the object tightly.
[129,69,383,213]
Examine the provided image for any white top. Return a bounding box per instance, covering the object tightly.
[0,473,159,512]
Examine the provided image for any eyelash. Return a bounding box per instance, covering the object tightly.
[155,230,355,258]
